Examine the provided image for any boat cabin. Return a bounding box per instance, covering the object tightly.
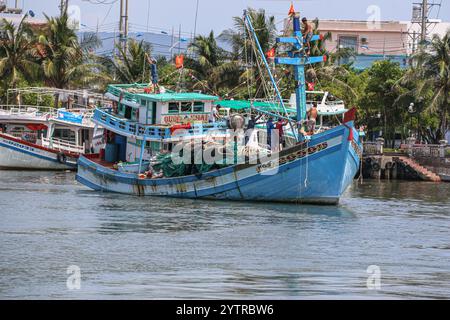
[98,84,223,164]
[104,84,218,125]
[41,109,103,154]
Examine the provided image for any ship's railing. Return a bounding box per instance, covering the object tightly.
[93,108,170,139]
[106,85,143,103]
[42,136,85,154]
[169,123,227,138]
[0,105,57,117]
[93,108,228,140]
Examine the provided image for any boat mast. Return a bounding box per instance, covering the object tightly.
[274,6,327,127]
[292,13,306,122]
[244,6,326,141]
[243,10,297,140]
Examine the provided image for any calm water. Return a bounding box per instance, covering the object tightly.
[0,170,449,299]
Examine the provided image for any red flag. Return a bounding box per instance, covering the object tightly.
[343,107,357,123]
[266,47,276,59]
[175,55,184,69]
[288,2,296,16]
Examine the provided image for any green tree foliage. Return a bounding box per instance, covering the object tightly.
[359,60,406,147]
[97,39,153,85]
[0,16,39,102]
[0,8,448,143]
[185,31,240,95]
[400,31,450,142]
[37,12,85,89]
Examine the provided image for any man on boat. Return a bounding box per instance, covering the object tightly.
[266,117,275,148]
[302,17,313,56]
[209,105,221,123]
[307,102,318,133]
[276,118,288,149]
[245,114,263,145]
[146,55,160,93]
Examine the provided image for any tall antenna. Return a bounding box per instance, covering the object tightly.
[193,0,200,40]
[409,0,441,52]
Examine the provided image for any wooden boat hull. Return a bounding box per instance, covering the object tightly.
[76,123,362,204]
[0,133,77,170]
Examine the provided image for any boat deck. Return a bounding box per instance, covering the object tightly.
[84,155,117,169]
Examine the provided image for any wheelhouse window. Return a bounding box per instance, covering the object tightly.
[193,101,205,112]
[168,102,179,113]
[53,128,76,142]
[180,102,193,113]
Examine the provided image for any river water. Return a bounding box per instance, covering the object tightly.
[0,170,449,299]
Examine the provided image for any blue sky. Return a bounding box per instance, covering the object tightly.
[19,0,450,36]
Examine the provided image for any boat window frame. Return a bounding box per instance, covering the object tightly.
[168,102,180,114]
[180,101,193,113]
[193,101,205,113]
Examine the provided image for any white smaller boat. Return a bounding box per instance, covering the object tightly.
[0,88,108,170]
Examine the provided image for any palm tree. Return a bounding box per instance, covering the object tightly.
[37,12,85,89]
[400,31,450,142]
[97,39,152,85]
[220,8,276,62]
[187,31,240,94]
[219,8,277,99]
[0,16,39,103]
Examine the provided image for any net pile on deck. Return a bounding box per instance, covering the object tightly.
[152,141,270,178]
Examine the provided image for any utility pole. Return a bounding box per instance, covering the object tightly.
[409,0,441,51]
[420,0,428,43]
[119,0,129,53]
[193,0,199,40]
[178,24,181,55]
[124,0,129,52]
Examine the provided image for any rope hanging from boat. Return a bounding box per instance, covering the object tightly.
[242,11,298,139]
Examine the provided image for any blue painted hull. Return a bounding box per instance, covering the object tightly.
[76,123,362,204]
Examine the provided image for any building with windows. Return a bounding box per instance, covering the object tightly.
[318,20,409,56]
[314,19,450,70]
[316,20,409,70]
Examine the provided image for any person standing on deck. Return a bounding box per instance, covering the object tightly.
[146,55,160,94]
[266,117,275,148]
[245,114,263,145]
[209,105,221,123]
[302,18,313,56]
[276,118,289,149]
[307,102,318,133]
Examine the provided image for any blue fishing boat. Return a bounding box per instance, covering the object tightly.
[76,7,362,204]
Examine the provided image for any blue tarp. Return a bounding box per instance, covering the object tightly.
[57,110,83,124]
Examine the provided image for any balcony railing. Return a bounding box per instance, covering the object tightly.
[42,137,85,154]
[93,108,228,141]
[93,108,170,140]
[0,105,57,118]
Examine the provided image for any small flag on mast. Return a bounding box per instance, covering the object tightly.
[266,47,276,59]
[175,55,184,69]
[288,2,296,16]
